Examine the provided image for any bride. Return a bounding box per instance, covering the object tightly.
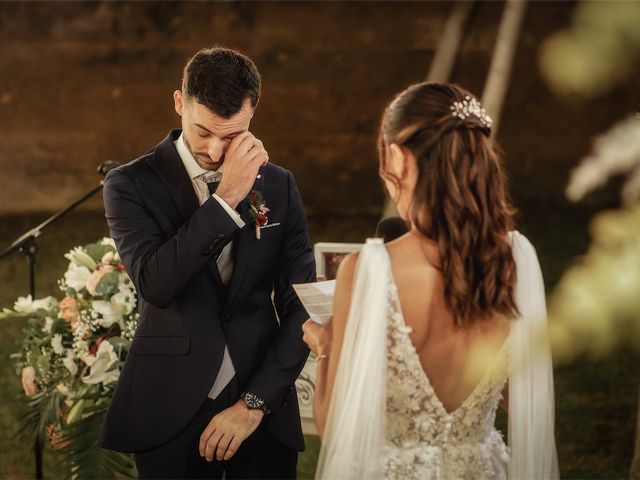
[302,83,559,479]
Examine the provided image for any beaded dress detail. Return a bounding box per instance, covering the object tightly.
[384,282,509,480]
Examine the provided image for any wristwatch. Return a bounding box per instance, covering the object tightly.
[241,392,271,414]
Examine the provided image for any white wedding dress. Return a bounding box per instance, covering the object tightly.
[384,279,509,479]
[316,233,559,480]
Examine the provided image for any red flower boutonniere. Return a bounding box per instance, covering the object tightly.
[247,190,270,240]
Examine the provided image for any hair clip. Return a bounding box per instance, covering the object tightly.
[450,96,493,128]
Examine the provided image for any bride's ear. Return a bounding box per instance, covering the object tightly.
[388,143,409,181]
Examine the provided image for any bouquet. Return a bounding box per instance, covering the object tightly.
[2,238,138,479]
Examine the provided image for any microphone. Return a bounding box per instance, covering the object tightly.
[375,216,410,243]
[97,161,120,176]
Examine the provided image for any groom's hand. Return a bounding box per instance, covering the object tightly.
[216,131,269,209]
[199,399,264,462]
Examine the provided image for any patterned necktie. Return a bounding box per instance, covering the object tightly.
[207,181,219,195]
[198,172,223,195]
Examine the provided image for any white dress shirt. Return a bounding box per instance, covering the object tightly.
[175,133,243,399]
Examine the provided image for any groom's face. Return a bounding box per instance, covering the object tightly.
[174,91,255,171]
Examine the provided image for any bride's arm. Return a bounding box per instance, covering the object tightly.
[306,253,358,439]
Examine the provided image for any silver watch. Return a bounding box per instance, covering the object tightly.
[242,392,271,414]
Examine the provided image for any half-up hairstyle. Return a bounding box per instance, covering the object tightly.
[378,83,518,326]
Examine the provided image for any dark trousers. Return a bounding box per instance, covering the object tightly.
[134,378,298,479]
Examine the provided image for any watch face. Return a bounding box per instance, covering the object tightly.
[244,392,264,409]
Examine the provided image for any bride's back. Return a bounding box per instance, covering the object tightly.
[386,233,510,414]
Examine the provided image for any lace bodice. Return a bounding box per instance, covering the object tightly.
[385,282,510,480]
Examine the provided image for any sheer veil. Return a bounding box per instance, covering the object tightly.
[315,233,560,479]
[316,239,389,480]
[508,231,560,479]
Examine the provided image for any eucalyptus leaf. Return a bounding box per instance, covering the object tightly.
[84,242,115,263]
[95,271,120,297]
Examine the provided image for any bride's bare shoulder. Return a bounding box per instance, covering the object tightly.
[335,251,360,284]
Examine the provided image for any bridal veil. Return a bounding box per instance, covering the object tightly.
[315,234,559,479]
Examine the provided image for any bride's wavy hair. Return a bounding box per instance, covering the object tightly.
[378,82,519,326]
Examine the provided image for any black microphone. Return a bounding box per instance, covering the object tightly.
[375,216,410,243]
[97,161,120,176]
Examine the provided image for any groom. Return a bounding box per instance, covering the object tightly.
[99,47,316,479]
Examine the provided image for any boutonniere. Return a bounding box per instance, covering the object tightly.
[247,190,270,240]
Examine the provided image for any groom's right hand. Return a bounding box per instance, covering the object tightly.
[216,131,269,209]
[199,399,264,462]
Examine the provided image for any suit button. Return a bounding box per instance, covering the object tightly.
[202,248,212,256]
[217,234,225,240]
[223,313,232,323]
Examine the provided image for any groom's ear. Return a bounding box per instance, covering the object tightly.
[388,143,409,181]
[174,90,184,117]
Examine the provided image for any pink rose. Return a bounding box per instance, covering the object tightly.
[59,296,79,324]
[46,424,70,450]
[21,366,38,397]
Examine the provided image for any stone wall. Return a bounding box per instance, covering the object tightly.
[0,1,638,219]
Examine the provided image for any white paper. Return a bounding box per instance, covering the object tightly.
[293,280,336,325]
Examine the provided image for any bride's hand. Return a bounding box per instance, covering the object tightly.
[302,318,332,358]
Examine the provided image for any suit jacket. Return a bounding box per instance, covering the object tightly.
[98,129,316,453]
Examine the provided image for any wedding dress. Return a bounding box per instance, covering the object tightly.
[316,233,559,480]
[384,279,509,479]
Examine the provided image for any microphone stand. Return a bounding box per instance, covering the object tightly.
[0,162,117,480]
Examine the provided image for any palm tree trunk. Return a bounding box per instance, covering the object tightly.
[481,0,528,139]
[382,1,476,219]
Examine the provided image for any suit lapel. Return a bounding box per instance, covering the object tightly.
[226,166,266,307]
[146,129,200,222]
[146,129,224,290]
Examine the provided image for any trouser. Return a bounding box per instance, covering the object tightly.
[134,378,298,479]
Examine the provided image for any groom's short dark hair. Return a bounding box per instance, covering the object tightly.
[181,46,261,118]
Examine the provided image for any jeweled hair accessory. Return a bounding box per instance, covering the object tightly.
[450,95,493,128]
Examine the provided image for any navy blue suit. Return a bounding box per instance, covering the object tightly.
[99,130,315,476]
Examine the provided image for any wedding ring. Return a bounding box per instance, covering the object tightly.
[317,354,328,360]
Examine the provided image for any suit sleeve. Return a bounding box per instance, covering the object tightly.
[103,168,241,308]
[245,171,316,412]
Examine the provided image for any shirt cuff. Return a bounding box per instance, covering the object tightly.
[212,194,246,228]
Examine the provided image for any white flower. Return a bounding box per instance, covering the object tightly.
[42,317,54,333]
[64,263,92,291]
[100,238,121,263]
[64,247,97,270]
[111,283,136,316]
[62,351,78,376]
[14,295,58,313]
[77,349,92,366]
[33,297,58,311]
[92,300,122,328]
[82,341,120,385]
[74,339,89,357]
[100,238,116,248]
[51,334,65,355]
[14,295,34,313]
[56,383,70,396]
[101,251,115,264]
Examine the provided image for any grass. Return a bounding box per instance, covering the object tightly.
[0,210,637,479]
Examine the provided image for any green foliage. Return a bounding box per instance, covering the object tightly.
[55,399,136,479]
